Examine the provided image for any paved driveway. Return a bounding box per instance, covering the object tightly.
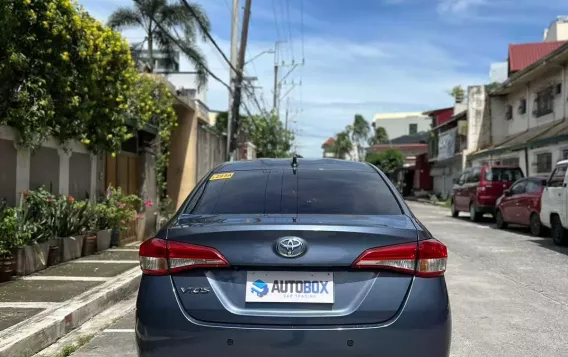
[59,202,568,357]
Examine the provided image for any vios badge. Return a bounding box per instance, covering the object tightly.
[275,237,307,258]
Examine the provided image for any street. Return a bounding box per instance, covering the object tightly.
[62,202,568,357]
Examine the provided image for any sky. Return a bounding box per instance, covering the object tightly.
[81,0,567,158]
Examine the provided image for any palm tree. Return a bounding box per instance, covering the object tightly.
[333,130,353,160]
[108,0,210,87]
[351,114,370,161]
[368,126,389,145]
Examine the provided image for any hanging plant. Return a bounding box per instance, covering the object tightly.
[128,74,177,196]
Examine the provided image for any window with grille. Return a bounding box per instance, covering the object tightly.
[533,86,554,117]
[536,152,552,173]
[409,123,418,135]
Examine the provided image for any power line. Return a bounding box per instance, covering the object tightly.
[179,0,239,74]
[132,1,232,92]
[285,0,294,60]
[271,0,282,41]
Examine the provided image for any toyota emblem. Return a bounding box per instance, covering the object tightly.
[275,237,307,258]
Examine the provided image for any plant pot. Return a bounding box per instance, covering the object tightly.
[110,228,120,248]
[12,242,50,276]
[82,234,97,256]
[60,235,85,262]
[0,255,15,283]
[47,245,61,266]
[96,229,112,251]
[136,216,146,242]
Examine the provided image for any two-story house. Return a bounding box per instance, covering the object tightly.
[469,42,568,177]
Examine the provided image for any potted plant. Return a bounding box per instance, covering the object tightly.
[2,201,46,276]
[81,203,98,256]
[50,195,88,262]
[0,204,16,282]
[94,203,112,251]
[101,186,138,247]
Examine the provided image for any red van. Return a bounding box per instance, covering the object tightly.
[450,165,524,221]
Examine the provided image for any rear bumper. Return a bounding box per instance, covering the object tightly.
[136,275,451,357]
[475,204,495,215]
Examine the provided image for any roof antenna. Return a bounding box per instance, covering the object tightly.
[291,153,298,173]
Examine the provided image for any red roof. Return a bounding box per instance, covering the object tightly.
[322,137,335,146]
[509,41,568,73]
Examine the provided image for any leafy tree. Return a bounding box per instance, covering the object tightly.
[332,130,353,160]
[244,114,294,158]
[366,149,404,179]
[486,82,500,93]
[109,0,209,87]
[0,0,138,153]
[368,126,389,145]
[351,114,370,161]
[449,85,465,103]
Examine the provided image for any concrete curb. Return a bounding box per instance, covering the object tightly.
[406,198,448,207]
[0,267,141,357]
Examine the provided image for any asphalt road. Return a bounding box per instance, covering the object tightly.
[68,202,568,357]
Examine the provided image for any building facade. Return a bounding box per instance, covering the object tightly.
[469,43,568,178]
[372,112,430,141]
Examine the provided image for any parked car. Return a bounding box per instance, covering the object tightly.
[451,165,524,221]
[495,176,547,236]
[136,159,451,357]
[540,160,568,245]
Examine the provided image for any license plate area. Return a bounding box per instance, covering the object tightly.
[245,271,334,304]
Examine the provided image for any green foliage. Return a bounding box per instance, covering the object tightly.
[129,75,178,195]
[0,204,37,257]
[331,130,353,159]
[243,114,294,158]
[100,186,140,230]
[486,82,500,93]
[366,149,405,178]
[108,0,210,87]
[351,114,370,161]
[0,0,138,153]
[449,85,465,102]
[368,126,389,145]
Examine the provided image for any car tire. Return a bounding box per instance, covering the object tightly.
[469,203,481,222]
[495,210,507,229]
[529,213,543,237]
[451,200,459,218]
[551,215,568,246]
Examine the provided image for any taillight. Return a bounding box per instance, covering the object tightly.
[352,239,447,278]
[139,238,230,275]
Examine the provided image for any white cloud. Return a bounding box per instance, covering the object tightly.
[82,0,487,158]
[437,0,486,14]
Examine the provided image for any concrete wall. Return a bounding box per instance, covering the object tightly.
[492,67,566,142]
[197,125,226,182]
[0,125,99,205]
[490,95,509,145]
[69,152,91,200]
[162,73,208,109]
[467,85,491,153]
[0,139,17,206]
[168,104,198,209]
[30,147,60,194]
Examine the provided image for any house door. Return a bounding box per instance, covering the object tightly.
[105,153,140,240]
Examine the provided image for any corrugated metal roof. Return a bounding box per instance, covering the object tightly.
[509,41,568,73]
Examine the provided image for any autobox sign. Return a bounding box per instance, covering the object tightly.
[438,129,456,160]
[245,271,334,304]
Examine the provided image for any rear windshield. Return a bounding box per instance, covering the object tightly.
[484,168,524,182]
[190,169,402,215]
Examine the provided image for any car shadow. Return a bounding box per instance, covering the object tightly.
[528,237,568,255]
[452,215,539,238]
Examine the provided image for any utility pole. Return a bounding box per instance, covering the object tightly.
[284,97,290,132]
[273,64,279,113]
[228,0,252,160]
[226,0,239,161]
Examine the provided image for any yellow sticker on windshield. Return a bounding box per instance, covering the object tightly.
[210,172,234,181]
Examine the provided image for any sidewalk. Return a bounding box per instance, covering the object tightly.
[0,242,142,357]
[404,196,448,207]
